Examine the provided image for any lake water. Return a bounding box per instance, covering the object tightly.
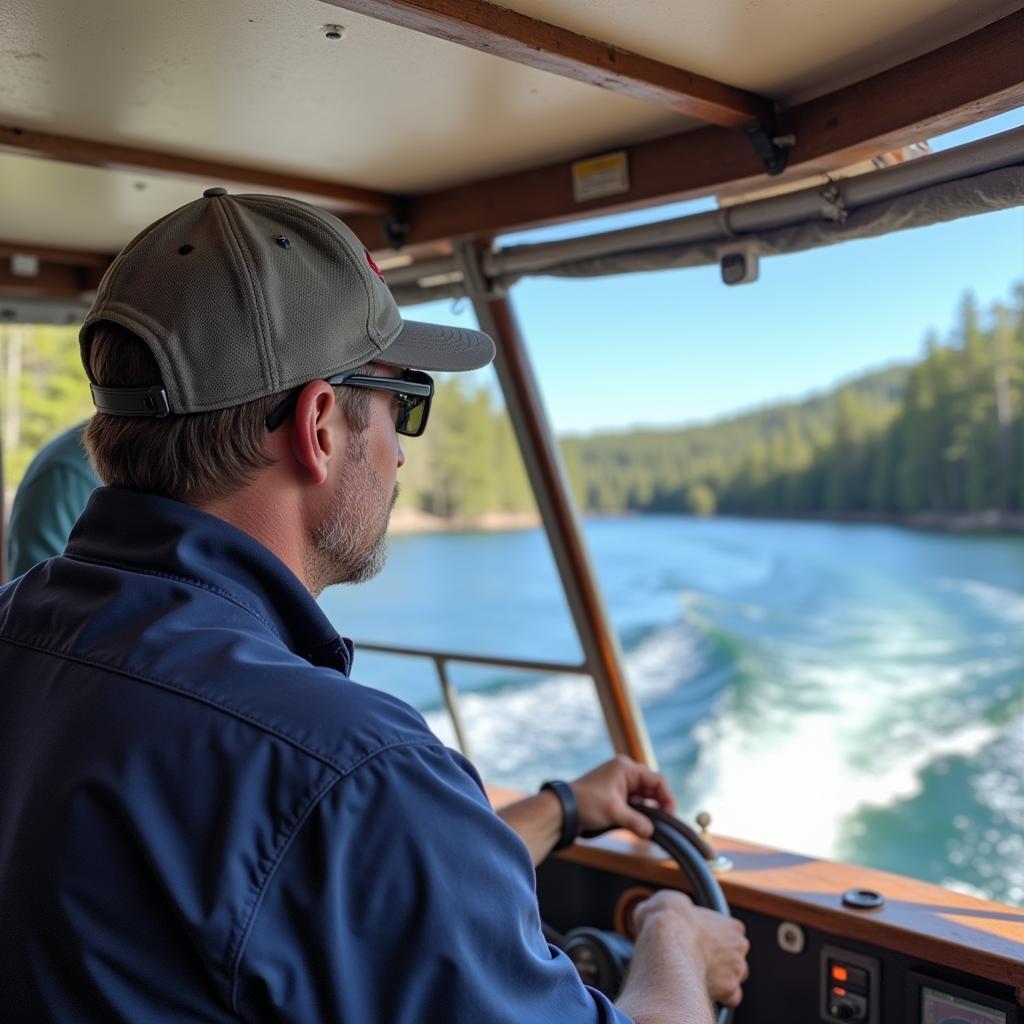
[319,515,1024,907]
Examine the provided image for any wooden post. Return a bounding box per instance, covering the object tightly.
[455,243,655,766]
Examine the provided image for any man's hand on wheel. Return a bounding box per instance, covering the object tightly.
[570,754,675,839]
[632,890,750,1009]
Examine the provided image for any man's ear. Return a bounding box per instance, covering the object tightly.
[289,381,344,485]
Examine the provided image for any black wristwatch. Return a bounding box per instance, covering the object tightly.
[540,780,581,851]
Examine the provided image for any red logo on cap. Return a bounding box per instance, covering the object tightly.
[365,249,385,281]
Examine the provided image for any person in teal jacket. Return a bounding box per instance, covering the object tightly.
[6,422,99,578]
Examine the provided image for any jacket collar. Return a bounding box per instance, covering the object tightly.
[65,487,354,675]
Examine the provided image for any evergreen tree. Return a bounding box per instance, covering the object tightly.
[4,282,1022,528]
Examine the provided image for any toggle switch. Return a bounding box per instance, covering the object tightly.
[820,946,880,1024]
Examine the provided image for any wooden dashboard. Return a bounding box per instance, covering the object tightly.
[487,785,1024,1022]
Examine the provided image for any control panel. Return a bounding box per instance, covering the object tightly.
[536,857,1024,1024]
[820,946,880,1023]
[909,971,1018,1024]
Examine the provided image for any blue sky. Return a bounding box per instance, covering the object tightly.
[406,109,1024,436]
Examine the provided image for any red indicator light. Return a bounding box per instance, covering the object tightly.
[832,986,847,998]
[831,965,848,982]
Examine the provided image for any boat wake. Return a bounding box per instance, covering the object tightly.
[421,580,1023,905]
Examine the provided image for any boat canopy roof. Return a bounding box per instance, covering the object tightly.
[1,0,1022,309]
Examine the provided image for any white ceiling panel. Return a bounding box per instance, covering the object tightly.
[0,0,1019,253]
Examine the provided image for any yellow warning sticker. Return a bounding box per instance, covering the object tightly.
[572,151,630,203]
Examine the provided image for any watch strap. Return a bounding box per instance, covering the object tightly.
[540,780,580,851]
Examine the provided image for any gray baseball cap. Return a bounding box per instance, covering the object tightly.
[81,188,494,417]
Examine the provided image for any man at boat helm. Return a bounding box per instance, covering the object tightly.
[0,190,747,1023]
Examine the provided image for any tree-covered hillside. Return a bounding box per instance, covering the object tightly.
[397,282,1024,523]
[560,364,909,517]
[2,283,1022,525]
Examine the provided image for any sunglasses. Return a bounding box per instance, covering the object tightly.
[265,368,434,436]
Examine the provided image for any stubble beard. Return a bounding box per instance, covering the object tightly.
[306,432,399,594]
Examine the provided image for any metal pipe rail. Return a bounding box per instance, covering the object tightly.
[356,639,591,761]
[382,124,1024,296]
[486,123,1024,277]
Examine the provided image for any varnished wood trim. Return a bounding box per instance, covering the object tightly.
[486,785,1024,988]
[322,0,770,127]
[346,10,1024,250]
[783,9,1024,178]
[561,830,1024,989]
[0,242,114,269]
[0,242,113,300]
[0,126,395,214]
[0,261,101,299]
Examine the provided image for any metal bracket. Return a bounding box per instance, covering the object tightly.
[453,241,503,301]
[818,179,849,223]
[742,114,794,177]
[381,199,410,251]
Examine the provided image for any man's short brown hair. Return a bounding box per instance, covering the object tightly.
[83,322,372,504]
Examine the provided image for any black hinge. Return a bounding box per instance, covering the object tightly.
[741,111,795,177]
[381,199,410,251]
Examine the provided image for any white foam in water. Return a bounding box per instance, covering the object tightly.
[942,716,1024,904]
[424,624,703,787]
[624,624,707,702]
[701,704,998,860]
[938,578,1024,625]
[425,587,1018,872]
[696,650,1003,860]
[427,671,605,779]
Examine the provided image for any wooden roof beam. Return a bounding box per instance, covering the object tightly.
[0,241,114,269]
[0,126,396,215]
[321,0,772,128]
[0,242,114,301]
[346,9,1024,251]
[0,263,103,301]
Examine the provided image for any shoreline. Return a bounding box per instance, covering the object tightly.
[389,506,1024,536]
[388,507,542,535]
[723,509,1024,534]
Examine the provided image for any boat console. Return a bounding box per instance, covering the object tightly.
[538,825,1024,1023]
[486,783,1024,1023]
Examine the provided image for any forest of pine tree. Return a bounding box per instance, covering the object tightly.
[3,283,1022,527]
[409,282,1024,524]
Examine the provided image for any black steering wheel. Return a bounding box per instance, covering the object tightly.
[552,801,734,1024]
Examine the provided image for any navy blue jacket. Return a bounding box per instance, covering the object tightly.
[0,488,629,1023]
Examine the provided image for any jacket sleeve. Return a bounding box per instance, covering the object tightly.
[7,463,98,577]
[235,740,634,1024]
